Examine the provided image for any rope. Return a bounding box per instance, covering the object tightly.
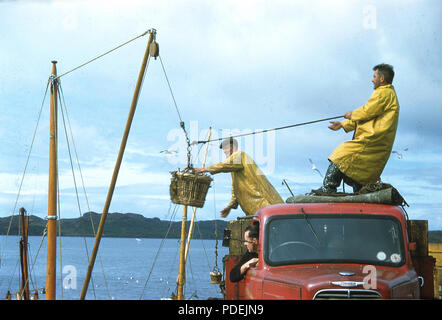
[159,54,183,123]
[58,83,114,299]
[194,216,213,272]
[58,83,112,298]
[158,54,194,166]
[0,79,50,268]
[54,29,151,80]
[52,76,64,300]
[192,115,345,145]
[56,84,93,299]
[57,167,63,299]
[212,180,220,273]
[139,203,180,299]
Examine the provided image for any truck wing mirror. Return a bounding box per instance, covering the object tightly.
[222,229,231,247]
[409,242,417,251]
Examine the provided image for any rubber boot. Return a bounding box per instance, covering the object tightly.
[312,162,343,194]
[343,175,362,193]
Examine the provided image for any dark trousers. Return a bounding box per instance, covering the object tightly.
[323,162,362,193]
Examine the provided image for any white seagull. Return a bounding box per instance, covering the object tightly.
[159,149,177,155]
[309,158,323,178]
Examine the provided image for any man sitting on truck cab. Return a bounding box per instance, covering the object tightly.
[230,224,260,283]
[194,138,283,217]
[313,63,400,194]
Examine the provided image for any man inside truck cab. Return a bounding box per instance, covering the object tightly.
[194,137,283,217]
[230,224,260,283]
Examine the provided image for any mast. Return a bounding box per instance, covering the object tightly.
[46,61,58,300]
[176,130,194,300]
[80,29,157,300]
[176,205,188,300]
[19,208,30,300]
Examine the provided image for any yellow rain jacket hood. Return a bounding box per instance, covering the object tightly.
[206,151,283,216]
[329,84,400,185]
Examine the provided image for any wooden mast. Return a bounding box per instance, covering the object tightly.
[176,204,188,300]
[79,29,156,300]
[19,207,30,300]
[46,61,58,300]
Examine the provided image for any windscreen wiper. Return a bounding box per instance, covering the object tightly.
[301,207,321,246]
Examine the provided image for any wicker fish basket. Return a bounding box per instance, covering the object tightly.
[170,169,213,208]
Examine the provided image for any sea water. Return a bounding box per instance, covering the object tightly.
[0,235,228,300]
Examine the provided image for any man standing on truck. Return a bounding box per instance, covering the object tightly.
[194,138,283,217]
[230,224,260,283]
[313,63,400,194]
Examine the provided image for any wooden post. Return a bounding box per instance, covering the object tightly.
[80,30,155,300]
[46,61,58,300]
[19,208,30,300]
[177,205,188,300]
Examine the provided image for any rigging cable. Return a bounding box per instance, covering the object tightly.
[58,82,113,299]
[158,55,183,124]
[57,82,90,299]
[54,30,151,80]
[139,203,180,299]
[0,79,50,268]
[192,115,345,145]
[158,54,193,166]
[212,179,220,275]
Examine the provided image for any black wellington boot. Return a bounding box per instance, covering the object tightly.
[311,162,343,194]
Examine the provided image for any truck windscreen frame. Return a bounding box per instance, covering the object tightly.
[264,214,405,267]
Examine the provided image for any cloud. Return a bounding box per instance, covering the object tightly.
[0,1,441,230]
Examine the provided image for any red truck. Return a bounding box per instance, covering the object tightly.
[222,193,435,299]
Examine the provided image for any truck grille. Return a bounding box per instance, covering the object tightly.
[313,289,381,299]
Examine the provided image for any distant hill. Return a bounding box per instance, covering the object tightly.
[1,213,441,243]
[429,230,442,244]
[0,212,228,240]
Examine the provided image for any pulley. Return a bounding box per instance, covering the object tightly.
[150,40,159,59]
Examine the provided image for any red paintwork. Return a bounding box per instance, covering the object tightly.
[224,203,421,300]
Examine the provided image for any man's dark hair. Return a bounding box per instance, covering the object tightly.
[373,63,394,84]
[245,224,259,239]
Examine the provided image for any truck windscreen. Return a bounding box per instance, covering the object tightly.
[265,214,405,267]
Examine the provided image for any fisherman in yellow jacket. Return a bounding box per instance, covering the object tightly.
[195,138,283,217]
[313,63,399,194]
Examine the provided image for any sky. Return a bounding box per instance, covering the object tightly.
[0,0,441,230]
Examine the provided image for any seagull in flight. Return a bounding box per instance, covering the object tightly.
[159,149,178,155]
[392,148,408,159]
[309,158,323,177]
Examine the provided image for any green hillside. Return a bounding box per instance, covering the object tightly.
[1,212,441,242]
[0,212,227,240]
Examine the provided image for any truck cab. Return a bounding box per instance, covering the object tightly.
[223,198,434,299]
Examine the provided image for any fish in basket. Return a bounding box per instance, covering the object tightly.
[170,168,213,208]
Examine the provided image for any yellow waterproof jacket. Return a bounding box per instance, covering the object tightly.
[329,84,400,185]
[206,151,283,216]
